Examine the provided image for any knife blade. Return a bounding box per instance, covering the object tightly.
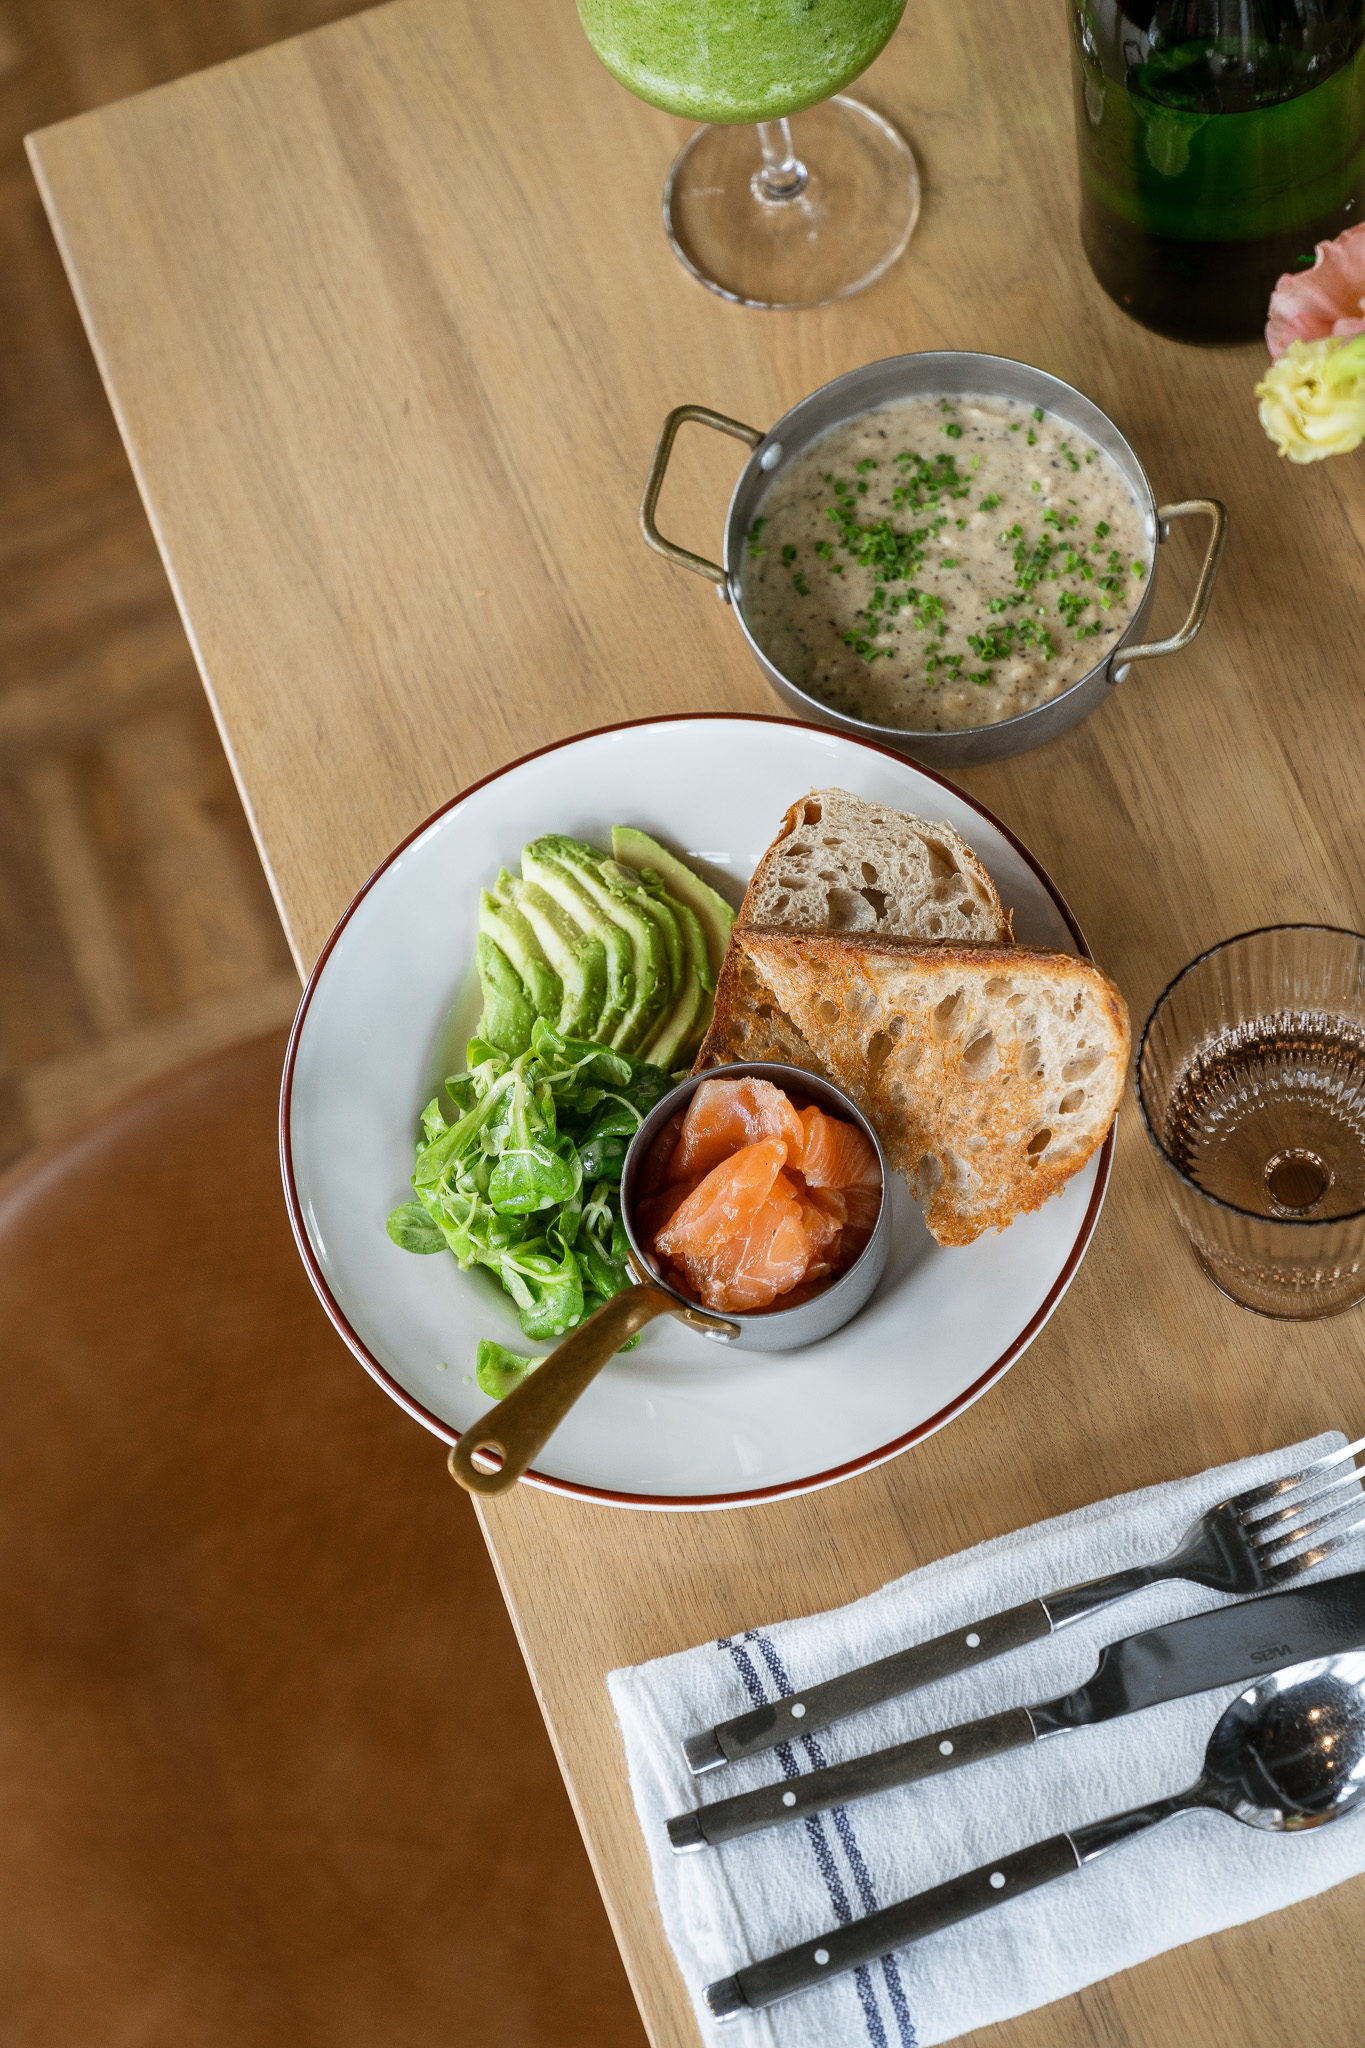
[666,1567,1365,1853]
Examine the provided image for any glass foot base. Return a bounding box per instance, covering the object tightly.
[1190,1242,1365,1321]
[663,97,920,311]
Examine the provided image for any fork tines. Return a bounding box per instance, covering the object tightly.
[1234,1430,1365,1520]
[1236,1431,1365,1576]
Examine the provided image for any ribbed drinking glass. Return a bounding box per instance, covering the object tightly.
[576,0,920,310]
[1137,925,1365,1319]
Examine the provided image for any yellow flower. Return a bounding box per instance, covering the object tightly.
[1256,336,1365,462]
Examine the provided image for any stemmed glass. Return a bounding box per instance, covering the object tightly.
[576,0,920,310]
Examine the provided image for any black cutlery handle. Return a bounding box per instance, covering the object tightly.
[670,1706,1036,1852]
[684,1598,1052,1774]
[704,1833,1082,2019]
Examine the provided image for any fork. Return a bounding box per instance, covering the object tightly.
[681,1431,1365,1775]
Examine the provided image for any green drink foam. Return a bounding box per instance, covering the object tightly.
[578,0,906,124]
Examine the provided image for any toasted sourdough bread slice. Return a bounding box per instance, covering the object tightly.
[737,789,1014,945]
[735,928,1129,1246]
[692,941,825,1077]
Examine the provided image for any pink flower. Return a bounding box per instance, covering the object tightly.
[1267,221,1365,358]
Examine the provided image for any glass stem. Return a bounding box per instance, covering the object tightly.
[753,119,809,203]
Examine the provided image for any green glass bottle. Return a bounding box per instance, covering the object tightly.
[1070,0,1365,344]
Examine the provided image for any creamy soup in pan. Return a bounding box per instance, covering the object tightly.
[739,394,1151,733]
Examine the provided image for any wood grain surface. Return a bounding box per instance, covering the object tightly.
[0,0,385,1168]
[27,1,1365,2041]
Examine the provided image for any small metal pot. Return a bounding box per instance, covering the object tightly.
[640,351,1228,769]
[448,1062,890,1495]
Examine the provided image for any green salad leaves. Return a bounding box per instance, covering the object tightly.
[385,827,735,1396]
[386,1019,675,1386]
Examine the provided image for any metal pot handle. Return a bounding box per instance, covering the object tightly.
[447,1280,737,1497]
[1108,497,1228,683]
[640,404,765,589]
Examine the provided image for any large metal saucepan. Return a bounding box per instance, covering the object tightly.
[448,1062,889,1497]
[641,351,1227,770]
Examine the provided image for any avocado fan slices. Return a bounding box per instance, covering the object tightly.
[475,829,734,1067]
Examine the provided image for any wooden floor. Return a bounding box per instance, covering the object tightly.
[0,0,374,1168]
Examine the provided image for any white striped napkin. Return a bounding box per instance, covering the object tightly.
[608,1432,1365,2047]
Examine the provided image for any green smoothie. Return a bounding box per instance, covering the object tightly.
[576,0,906,124]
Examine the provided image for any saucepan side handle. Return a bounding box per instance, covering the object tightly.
[640,405,765,589]
[448,1282,737,1496]
[1108,497,1228,683]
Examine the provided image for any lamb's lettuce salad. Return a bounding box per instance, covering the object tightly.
[386,1020,675,1398]
[385,827,735,1398]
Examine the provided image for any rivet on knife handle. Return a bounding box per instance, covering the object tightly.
[682,1597,1052,1773]
[669,1706,1036,1852]
[704,1833,1082,2018]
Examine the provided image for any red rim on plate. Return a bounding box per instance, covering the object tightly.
[280,713,1113,1509]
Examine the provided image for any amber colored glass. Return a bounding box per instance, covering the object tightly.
[1137,925,1365,1318]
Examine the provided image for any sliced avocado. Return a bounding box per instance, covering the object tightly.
[478,889,561,1021]
[640,963,706,1070]
[603,860,684,999]
[535,835,670,1054]
[607,853,717,1063]
[521,840,632,1046]
[511,877,607,1039]
[643,878,714,996]
[611,827,737,985]
[475,933,537,1056]
[637,883,711,1067]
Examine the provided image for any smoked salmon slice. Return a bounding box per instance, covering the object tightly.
[798,1105,880,1196]
[633,1176,705,1244]
[639,1083,881,1314]
[655,1138,812,1312]
[797,1105,882,1265]
[668,1077,806,1183]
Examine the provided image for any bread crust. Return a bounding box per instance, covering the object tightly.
[692,941,825,1077]
[735,929,1129,1246]
[735,788,1014,946]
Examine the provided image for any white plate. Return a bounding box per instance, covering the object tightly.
[282,716,1110,1509]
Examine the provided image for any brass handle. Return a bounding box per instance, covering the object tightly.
[448,1283,738,1496]
[640,404,764,588]
[1109,497,1228,681]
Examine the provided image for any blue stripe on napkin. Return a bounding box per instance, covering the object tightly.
[720,1633,916,2048]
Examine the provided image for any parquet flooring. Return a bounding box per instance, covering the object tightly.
[1,0,374,1166]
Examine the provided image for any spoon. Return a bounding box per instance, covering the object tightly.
[704,1649,1365,2020]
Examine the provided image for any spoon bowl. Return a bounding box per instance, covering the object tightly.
[1201,1650,1365,1833]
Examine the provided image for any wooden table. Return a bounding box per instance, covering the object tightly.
[28,3,1365,2041]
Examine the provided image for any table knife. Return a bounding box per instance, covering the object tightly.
[666,1566,1365,1853]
